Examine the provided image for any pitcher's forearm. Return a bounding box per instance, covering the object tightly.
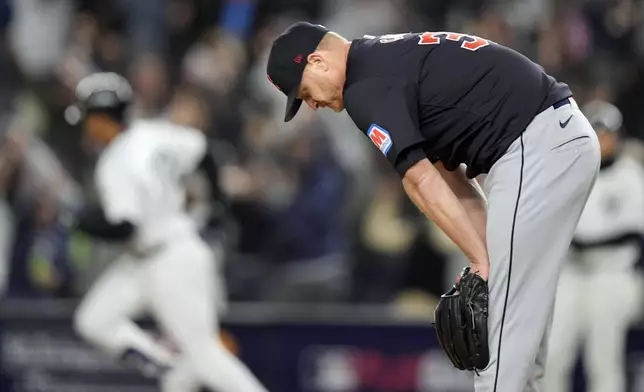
[460,192,487,246]
[402,166,488,265]
[435,163,488,245]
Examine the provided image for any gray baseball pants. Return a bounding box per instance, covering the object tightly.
[474,98,600,392]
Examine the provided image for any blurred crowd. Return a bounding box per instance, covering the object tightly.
[0,0,643,310]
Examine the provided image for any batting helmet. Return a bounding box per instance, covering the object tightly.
[65,72,133,125]
[582,100,623,135]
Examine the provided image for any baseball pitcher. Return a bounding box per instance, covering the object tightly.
[266,23,600,391]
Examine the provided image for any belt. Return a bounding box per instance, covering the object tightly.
[553,97,571,109]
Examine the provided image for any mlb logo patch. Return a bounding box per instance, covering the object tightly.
[367,124,393,155]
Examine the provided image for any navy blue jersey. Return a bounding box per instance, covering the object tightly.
[343,32,572,178]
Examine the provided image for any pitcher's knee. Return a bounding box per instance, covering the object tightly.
[475,360,534,391]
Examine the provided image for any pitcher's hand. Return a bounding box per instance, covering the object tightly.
[470,260,489,281]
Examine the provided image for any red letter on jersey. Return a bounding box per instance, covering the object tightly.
[418,32,490,51]
[462,37,489,51]
[418,32,440,45]
[444,33,464,41]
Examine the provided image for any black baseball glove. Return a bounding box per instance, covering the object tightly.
[433,266,490,372]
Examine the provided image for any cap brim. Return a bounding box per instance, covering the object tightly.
[284,89,303,122]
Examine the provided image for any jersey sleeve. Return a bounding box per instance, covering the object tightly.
[95,160,143,225]
[627,160,644,234]
[344,77,427,177]
[179,126,208,172]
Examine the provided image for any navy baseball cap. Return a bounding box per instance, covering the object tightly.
[267,22,329,122]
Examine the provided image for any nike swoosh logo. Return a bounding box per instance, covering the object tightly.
[560,115,573,128]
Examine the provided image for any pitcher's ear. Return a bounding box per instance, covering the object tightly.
[307,53,328,70]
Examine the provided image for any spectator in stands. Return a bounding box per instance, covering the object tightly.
[351,156,417,303]
[260,123,349,302]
